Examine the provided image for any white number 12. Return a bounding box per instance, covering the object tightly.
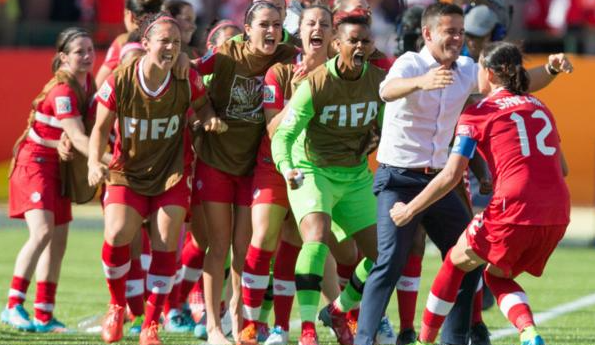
[510,110,556,157]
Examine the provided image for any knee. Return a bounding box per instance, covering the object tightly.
[207,242,230,262]
[29,226,53,248]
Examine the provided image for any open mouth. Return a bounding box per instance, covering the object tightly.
[310,34,323,48]
[264,36,276,47]
[353,52,365,66]
[162,53,174,63]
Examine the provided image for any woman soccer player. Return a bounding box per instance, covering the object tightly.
[89,13,225,345]
[190,2,297,343]
[272,10,386,345]
[390,41,572,345]
[3,27,110,333]
[238,5,334,345]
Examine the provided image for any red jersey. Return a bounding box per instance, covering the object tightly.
[20,74,94,164]
[457,88,570,226]
[101,33,128,71]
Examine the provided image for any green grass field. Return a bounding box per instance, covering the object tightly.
[0,226,594,345]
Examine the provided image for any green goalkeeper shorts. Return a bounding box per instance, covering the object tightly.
[288,164,377,242]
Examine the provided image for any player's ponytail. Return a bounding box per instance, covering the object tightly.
[52,27,92,73]
[481,41,529,95]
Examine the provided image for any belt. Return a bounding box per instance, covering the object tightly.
[405,167,442,175]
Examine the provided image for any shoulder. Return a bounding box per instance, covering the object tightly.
[367,63,388,81]
[456,55,477,74]
[275,44,298,61]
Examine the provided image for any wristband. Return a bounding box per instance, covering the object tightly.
[546,63,560,76]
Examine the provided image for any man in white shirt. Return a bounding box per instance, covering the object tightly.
[355,3,573,345]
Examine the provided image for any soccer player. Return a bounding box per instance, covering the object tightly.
[88,13,226,345]
[190,2,296,343]
[272,10,385,345]
[390,41,571,345]
[238,5,334,345]
[3,27,111,333]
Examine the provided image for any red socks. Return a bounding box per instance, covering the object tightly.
[126,259,145,317]
[143,250,176,329]
[241,245,274,328]
[178,239,205,307]
[273,241,300,330]
[419,250,465,343]
[8,276,29,308]
[484,272,534,331]
[34,281,56,322]
[397,254,422,331]
[102,242,131,307]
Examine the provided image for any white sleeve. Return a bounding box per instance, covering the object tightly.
[378,52,418,100]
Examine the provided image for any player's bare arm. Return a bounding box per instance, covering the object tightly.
[527,53,573,92]
[61,117,112,164]
[390,153,469,227]
[87,103,115,186]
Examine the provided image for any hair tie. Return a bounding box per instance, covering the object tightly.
[143,16,179,38]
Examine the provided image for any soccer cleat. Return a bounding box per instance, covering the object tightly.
[101,304,125,343]
[469,322,492,345]
[264,325,289,345]
[396,328,417,345]
[193,313,207,340]
[237,323,259,345]
[298,328,319,345]
[375,316,397,345]
[33,317,68,333]
[181,304,196,328]
[521,335,545,345]
[318,304,354,345]
[129,315,144,335]
[1,304,35,332]
[163,309,193,333]
[257,322,270,342]
[140,321,162,345]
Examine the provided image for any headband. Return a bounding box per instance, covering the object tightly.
[207,20,237,45]
[143,16,180,38]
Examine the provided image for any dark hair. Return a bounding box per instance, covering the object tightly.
[481,41,529,95]
[162,0,192,17]
[244,1,281,26]
[139,11,181,39]
[421,2,463,29]
[394,5,423,56]
[333,8,371,30]
[126,0,163,25]
[298,4,333,28]
[52,27,92,73]
[205,19,240,48]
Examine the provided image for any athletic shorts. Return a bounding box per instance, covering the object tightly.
[288,165,376,242]
[9,162,72,226]
[192,160,252,206]
[252,166,289,208]
[466,213,567,278]
[103,174,192,219]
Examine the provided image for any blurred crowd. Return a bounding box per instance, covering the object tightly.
[1,0,595,54]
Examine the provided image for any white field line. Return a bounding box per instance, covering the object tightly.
[490,292,595,340]
[287,292,595,339]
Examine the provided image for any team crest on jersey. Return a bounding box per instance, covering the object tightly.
[456,124,474,137]
[226,75,265,123]
[263,85,275,104]
[98,82,113,102]
[55,97,72,115]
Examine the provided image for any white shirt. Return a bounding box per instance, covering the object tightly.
[376,47,478,169]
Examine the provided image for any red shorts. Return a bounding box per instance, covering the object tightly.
[9,162,72,226]
[466,213,567,277]
[251,166,289,208]
[103,174,192,218]
[192,160,253,206]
